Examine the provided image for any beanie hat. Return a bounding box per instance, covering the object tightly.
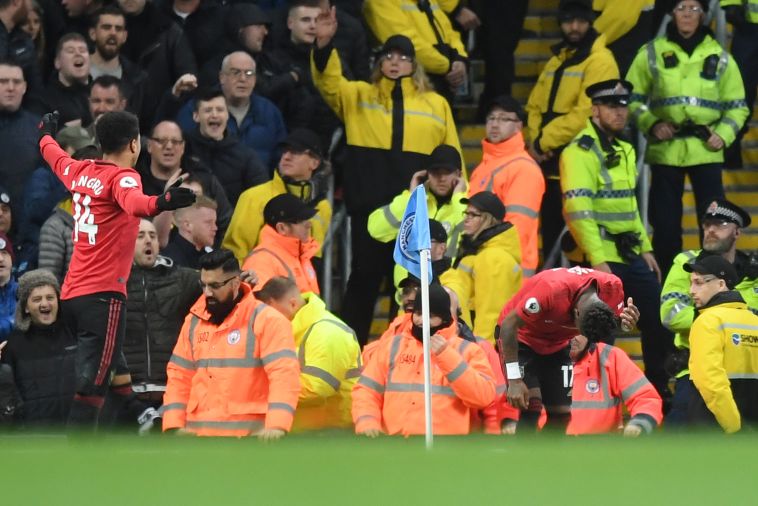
[15,269,60,332]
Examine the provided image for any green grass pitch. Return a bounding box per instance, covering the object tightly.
[1,432,754,505]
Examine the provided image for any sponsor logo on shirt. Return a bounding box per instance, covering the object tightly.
[119,176,139,188]
[524,297,540,314]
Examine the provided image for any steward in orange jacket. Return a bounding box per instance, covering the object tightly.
[163,249,301,438]
[242,194,320,294]
[468,97,545,277]
[566,305,662,436]
[352,285,496,436]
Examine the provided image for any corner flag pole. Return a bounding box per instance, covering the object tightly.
[419,248,433,450]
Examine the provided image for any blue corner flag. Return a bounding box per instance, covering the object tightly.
[393,184,432,284]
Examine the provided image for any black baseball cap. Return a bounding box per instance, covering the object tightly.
[263,194,317,226]
[426,145,461,173]
[412,282,452,322]
[381,35,415,59]
[683,255,739,289]
[461,191,506,222]
[225,3,271,33]
[702,199,751,228]
[280,128,323,159]
[429,219,447,243]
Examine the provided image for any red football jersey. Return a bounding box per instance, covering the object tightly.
[41,136,159,299]
[498,267,625,355]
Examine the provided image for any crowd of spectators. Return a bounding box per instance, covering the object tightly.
[1,0,757,436]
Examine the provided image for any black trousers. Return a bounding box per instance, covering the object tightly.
[540,178,565,266]
[649,163,724,277]
[339,213,396,346]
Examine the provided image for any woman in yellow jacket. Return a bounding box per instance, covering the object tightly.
[256,277,362,432]
[441,191,522,343]
[311,14,461,344]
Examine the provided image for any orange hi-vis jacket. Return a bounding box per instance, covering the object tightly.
[352,317,496,436]
[162,284,301,436]
[468,132,545,277]
[567,343,662,435]
[469,337,520,434]
[242,225,320,295]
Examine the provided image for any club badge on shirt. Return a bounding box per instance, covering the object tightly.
[227,329,241,345]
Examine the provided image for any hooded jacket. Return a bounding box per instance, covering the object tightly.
[290,293,361,431]
[163,283,301,436]
[124,255,200,387]
[441,223,523,342]
[223,171,332,263]
[352,316,496,436]
[469,132,545,276]
[242,225,321,295]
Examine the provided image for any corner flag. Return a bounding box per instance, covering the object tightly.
[393,184,432,284]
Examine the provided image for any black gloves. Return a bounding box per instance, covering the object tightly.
[38,111,59,141]
[156,187,196,211]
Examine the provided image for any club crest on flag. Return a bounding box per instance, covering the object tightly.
[393,185,432,283]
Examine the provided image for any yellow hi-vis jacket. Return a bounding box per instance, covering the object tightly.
[526,32,619,156]
[593,0,655,45]
[441,224,522,343]
[291,293,362,431]
[626,33,749,166]
[721,0,758,23]
[660,250,758,377]
[362,0,467,76]
[689,292,758,433]
[560,120,652,266]
[222,171,332,264]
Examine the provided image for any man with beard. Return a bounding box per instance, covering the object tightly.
[525,0,619,263]
[560,79,674,404]
[163,248,301,438]
[352,283,495,437]
[660,199,758,424]
[87,5,146,118]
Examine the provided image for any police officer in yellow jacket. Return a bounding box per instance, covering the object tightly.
[660,199,758,424]
[626,0,750,275]
[526,0,620,261]
[685,255,758,432]
[257,276,362,432]
[222,129,332,264]
[560,79,674,401]
[721,0,758,168]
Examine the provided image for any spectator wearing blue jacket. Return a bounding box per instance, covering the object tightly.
[0,232,17,342]
[175,51,286,169]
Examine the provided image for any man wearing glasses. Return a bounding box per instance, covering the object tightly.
[660,199,758,425]
[163,248,301,438]
[468,96,544,278]
[684,255,758,432]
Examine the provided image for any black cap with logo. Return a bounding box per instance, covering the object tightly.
[585,79,634,106]
[381,35,415,59]
[701,199,752,228]
[683,255,739,289]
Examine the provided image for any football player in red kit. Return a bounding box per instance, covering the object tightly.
[497,266,640,432]
[38,111,196,427]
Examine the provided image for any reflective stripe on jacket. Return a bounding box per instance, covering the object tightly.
[626,34,749,166]
[352,317,496,436]
[567,343,662,435]
[689,296,758,433]
[291,293,362,431]
[362,0,467,75]
[222,171,332,263]
[526,33,619,153]
[242,225,320,294]
[560,120,652,265]
[441,226,522,343]
[311,46,462,214]
[162,284,301,436]
[469,132,545,277]
[721,0,758,23]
